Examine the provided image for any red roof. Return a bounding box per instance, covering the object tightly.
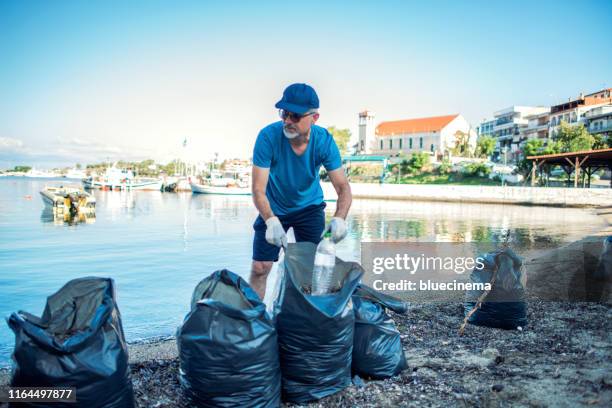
[376,114,459,136]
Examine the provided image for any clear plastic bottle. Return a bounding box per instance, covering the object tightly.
[312,232,336,295]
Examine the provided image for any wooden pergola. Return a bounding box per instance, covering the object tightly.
[527,148,612,188]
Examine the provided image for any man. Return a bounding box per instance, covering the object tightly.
[250,83,352,299]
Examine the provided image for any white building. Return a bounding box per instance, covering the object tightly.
[488,106,549,162]
[583,104,612,140]
[549,88,612,138]
[476,118,495,137]
[372,114,476,158]
[520,109,551,143]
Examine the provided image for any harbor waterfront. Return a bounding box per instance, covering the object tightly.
[0,176,608,367]
[321,182,612,207]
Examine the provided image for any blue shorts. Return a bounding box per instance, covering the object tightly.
[252,202,326,262]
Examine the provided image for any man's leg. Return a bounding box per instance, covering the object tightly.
[250,260,274,300]
[250,215,282,300]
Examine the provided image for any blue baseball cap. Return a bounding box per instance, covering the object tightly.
[275,83,319,115]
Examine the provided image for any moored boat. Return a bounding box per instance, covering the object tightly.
[190,169,251,195]
[190,182,251,195]
[82,164,162,191]
[83,177,162,191]
[40,185,96,215]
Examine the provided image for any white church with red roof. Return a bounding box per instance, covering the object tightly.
[358,111,476,158]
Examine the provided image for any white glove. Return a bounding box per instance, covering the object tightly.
[265,216,287,248]
[323,217,348,243]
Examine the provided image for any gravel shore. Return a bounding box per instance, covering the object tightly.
[118,300,611,408]
[2,298,611,407]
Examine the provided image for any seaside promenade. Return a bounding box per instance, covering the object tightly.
[322,182,612,208]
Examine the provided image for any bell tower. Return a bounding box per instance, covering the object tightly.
[358,110,375,154]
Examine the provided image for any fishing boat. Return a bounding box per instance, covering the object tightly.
[40,185,96,216]
[190,182,251,195]
[82,164,162,191]
[190,169,251,195]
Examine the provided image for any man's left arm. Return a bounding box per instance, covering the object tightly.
[328,168,352,219]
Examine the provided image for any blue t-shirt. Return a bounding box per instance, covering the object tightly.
[253,121,342,216]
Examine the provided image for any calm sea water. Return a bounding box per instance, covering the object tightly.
[0,177,605,366]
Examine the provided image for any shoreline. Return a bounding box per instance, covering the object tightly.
[322,182,612,208]
[5,302,609,407]
[5,175,611,208]
[1,207,610,406]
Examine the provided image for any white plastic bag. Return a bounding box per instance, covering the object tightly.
[264,228,295,314]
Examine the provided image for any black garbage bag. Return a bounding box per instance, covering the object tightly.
[352,284,409,379]
[7,277,134,408]
[590,236,612,303]
[594,236,612,279]
[464,248,527,330]
[177,269,280,408]
[274,242,363,404]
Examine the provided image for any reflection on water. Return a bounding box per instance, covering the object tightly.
[330,199,605,261]
[0,177,605,366]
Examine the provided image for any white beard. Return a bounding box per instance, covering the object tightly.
[283,128,299,139]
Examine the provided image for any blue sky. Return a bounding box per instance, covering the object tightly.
[1,0,611,168]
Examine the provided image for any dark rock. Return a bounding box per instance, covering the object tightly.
[492,384,504,392]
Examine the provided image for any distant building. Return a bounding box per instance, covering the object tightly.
[373,114,476,158]
[476,118,495,137]
[488,106,549,162]
[549,88,612,137]
[520,109,551,143]
[357,110,376,154]
[583,104,612,140]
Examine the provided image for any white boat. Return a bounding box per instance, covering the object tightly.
[40,185,96,215]
[83,164,162,191]
[64,168,88,179]
[24,168,60,178]
[190,182,251,195]
[190,168,251,195]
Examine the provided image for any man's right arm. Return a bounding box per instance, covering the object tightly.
[252,165,274,220]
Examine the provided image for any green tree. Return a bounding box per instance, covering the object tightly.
[327,126,351,154]
[518,139,545,175]
[555,121,594,152]
[437,159,452,175]
[161,160,180,175]
[406,152,430,174]
[523,138,545,157]
[517,138,562,175]
[464,162,491,177]
[75,163,82,169]
[475,135,496,158]
[13,165,31,172]
[451,130,471,157]
[541,140,562,155]
[136,159,156,176]
[592,133,611,150]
